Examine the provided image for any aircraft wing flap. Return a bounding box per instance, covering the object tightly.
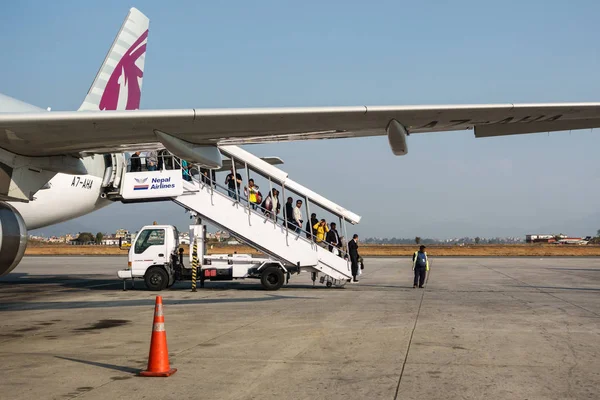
[1,103,600,157]
[475,118,600,137]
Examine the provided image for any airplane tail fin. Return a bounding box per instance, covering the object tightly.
[79,8,149,111]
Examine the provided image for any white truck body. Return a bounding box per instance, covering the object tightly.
[117,224,290,291]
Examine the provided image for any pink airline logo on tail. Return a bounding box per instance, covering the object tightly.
[99,29,149,111]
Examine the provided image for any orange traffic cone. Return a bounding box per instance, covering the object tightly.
[139,296,177,377]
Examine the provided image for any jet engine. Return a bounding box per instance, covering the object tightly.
[0,203,28,276]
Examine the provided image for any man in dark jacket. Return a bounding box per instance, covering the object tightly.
[326,222,341,253]
[225,168,242,200]
[130,151,142,172]
[285,197,294,229]
[348,234,360,282]
[306,213,318,240]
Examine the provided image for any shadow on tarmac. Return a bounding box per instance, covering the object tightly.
[357,283,416,290]
[0,273,123,290]
[0,293,318,312]
[1,273,343,292]
[55,356,141,374]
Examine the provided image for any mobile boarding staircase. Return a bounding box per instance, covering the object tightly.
[115,145,361,287]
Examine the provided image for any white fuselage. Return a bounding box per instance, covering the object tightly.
[1,93,114,230]
[10,160,111,230]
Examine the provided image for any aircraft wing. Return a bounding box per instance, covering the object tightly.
[1,103,600,157]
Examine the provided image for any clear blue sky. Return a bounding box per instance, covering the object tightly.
[2,0,600,238]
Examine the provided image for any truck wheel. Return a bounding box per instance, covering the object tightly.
[167,276,176,288]
[260,266,285,291]
[145,267,168,291]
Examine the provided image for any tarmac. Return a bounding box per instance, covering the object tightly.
[0,256,598,400]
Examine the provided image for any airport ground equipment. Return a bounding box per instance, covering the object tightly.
[117,224,290,291]
[113,145,360,290]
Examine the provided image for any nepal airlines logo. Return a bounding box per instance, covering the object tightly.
[133,177,149,191]
[133,176,176,191]
[99,29,149,111]
[150,177,175,190]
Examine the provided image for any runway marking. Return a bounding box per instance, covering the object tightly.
[394,267,431,399]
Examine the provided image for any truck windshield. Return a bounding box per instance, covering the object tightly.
[134,229,165,254]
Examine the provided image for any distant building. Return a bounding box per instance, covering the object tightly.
[101,236,120,246]
[179,233,190,245]
[215,230,230,242]
[115,229,129,239]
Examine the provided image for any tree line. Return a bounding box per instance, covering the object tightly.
[74,232,104,244]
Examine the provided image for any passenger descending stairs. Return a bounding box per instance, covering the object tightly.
[171,146,358,283]
[175,179,352,282]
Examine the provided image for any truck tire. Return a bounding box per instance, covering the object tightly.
[260,266,285,291]
[167,276,176,288]
[145,267,169,291]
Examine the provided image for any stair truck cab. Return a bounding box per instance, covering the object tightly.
[117,224,289,291]
[117,224,180,291]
